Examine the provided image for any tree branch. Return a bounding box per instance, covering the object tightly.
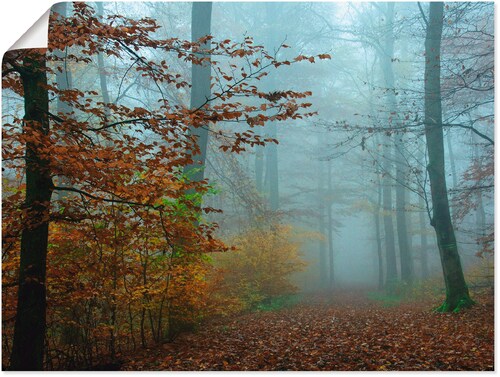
[417,2,429,28]
[52,186,163,209]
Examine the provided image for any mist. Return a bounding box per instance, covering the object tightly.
[2,1,493,371]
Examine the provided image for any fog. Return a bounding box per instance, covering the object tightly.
[2,1,493,293]
[197,2,493,291]
[1,1,494,370]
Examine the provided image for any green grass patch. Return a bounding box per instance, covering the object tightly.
[255,294,302,312]
[366,291,402,307]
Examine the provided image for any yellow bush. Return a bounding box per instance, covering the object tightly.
[212,224,307,311]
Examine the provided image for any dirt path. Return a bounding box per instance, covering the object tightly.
[121,292,494,371]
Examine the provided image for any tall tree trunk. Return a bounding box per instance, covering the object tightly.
[265,122,279,211]
[382,157,397,289]
[316,140,328,289]
[9,50,53,371]
[327,161,334,289]
[418,194,429,279]
[53,2,73,204]
[375,165,384,290]
[377,4,397,289]
[53,3,73,114]
[255,139,264,193]
[424,2,473,312]
[404,185,414,276]
[96,2,111,116]
[446,132,458,188]
[263,2,280,211]
[380,2,412,284]
[445,132,457,219]
[473,138,486,243]
[184,2,212,186]
[381,135,398,288]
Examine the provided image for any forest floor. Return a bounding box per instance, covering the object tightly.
[120,290,494,371]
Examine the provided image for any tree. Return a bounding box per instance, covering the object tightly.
[262,2,281,211]
[183,2,212,190]
[378,3,412,285]
[316,136,328,289]
[423,2,473,312]
[7,49,52,371]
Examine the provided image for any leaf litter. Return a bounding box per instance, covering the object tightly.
[121,290,493,371]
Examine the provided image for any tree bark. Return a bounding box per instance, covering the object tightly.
[316,139,328,289]
[424,2,473,312]
[96,2,111,116]
[381,144,398,288]
[445,132,457,219]
[255,137,264,193]
[9,50,53,371]
[263,2,280,211]
[265,122,279,211]
[53,3,73,114]
[377,4,397,290]
[375,165,384,290]
[327,161,334,289]
[473,137,486,243]
[184,2,212,186]
[53,2,73,204]
[418,194,429,279]
[379,2,412,284]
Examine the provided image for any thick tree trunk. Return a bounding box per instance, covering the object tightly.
[424,2,473,312]
[9,50,53,371]
[184,2,212,185]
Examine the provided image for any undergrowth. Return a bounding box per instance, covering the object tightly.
[367,279,445,307]
[367,260,494,309]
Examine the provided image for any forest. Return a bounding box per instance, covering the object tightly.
[1,1,494,371]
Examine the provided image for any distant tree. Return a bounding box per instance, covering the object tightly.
[378,3,412,285]
[316,135,328,289]
[263,2,281,211]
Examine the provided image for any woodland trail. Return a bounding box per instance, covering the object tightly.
[121,291,494,371]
